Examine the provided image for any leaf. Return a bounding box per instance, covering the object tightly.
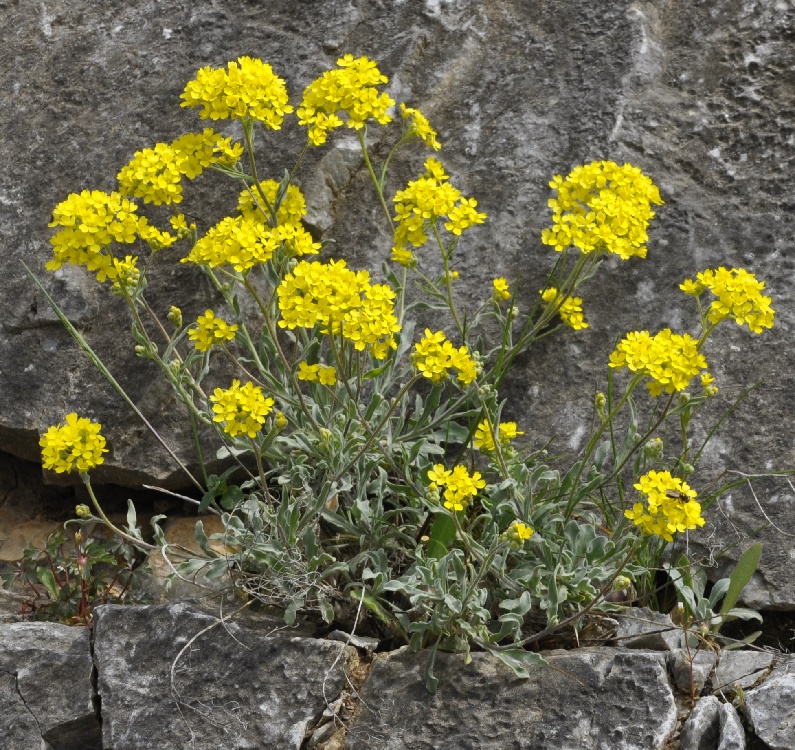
[486,647,547,679]
[37,568,60,601]
[427,512,457,559]
[720,542,762,617]
[424,643,439,694]
[317,594,335,624]
[284,600,299,626]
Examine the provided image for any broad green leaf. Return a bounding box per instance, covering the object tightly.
[37,568,59,601]
[720,543,762,617]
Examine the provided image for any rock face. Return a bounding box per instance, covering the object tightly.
[2,4,795,602]
[346,647,677,750]
[93,602,354,750]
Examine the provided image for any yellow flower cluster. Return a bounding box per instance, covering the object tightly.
[117,129,243,205]
[47,190,165,282]
[277,260,401,359]
[390,246,417,268]
[187,310,239,352]
[473,419,524,452]
[427,464,486,512]
[110,255,140,295]
[40,413,108,474]
[504,520,534,548]
[412,329,479,385]
[680,267,775,334]
[181,57,293,128]
[298,54,395,146]
[625,470,704,542]
[237,180,308,226]
[210,380,275,438]
[298,361,338,386]
[492,278,511,302]
[609,329,708,397]
[541,288,589,330]
[541,161,664,260]
[400,103,441,150]
[392,158,487,254]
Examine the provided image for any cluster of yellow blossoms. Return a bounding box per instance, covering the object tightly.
[237,180,307,226]
[492,278,511,302]
[625,470,704,542]
[609,329,708,397]
[298,54,394,146]
[391,158,487,258]
[209,380,275,438]
[298,362,338,386]
[473,419,524,453]
[47,190,176,282]
[680,267,775,334]
[412,329,479,385]
[541,161,664,260]
[117,129,243,206]
[40,413,107,474]
[400,103,441,151]
[181,56,293,128]
[277,260,401,360]
[541,288,589,330]
[188,310,239,352]
[427,464,486,512]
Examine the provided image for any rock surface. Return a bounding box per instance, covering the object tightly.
[2,2,795,603]
[743,659,795,750]
[93,602,353,750]
[345,646,677,750]
[679,695,745,750]
[0,621,99,749]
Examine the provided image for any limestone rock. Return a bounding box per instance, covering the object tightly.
[743,659,795,750]
[614,607,681,651]
[93,602,354,750]
[346,647,677,750]
[668,648,718,696]
[712,650,777,693]
[679,695,745,750]
[0,621,99,749]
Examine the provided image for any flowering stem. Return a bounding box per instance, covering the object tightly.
[432,223,465,340]
[357,129,395,231]
[81,476,156,551]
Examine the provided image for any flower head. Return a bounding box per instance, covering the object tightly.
[298,361,338,386]
[427,463,485,512]
[541,288,589,330]
[298,55,394,146]
[210,380,275,438]
[541,161,663,259]
[492,278,511,302]
[181,57,293,127]
[625,470,704,542]
[609,329,708,397]
[412,329,479,385]
[400,103,441,151]
[474,419,524,453]
[40,413,108,474]
[503,520,534,549]
[188,310,239,352]
[680,267,775,334]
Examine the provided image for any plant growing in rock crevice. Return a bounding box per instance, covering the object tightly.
[26,54,775,690]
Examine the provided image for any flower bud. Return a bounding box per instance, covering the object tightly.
[595,392,606,419]
[679,392,691,407]
[509,306,520,318]
[74,530,83,545]
[425,488,441,504]
[644,438,663,462]
[682,463,695,476]
[319,428,333,444]
[167,306,182,328]
[75,504,91,518]
[613,575,632,592]
[274,412,287,430]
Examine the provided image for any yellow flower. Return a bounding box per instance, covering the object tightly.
[110,256,140,295]
[391,246,417,268]
[680,267,774,334]
[400,103,441,151]
[427,464,485,512]
[473,420,524,452]
[541,288,589,330]
[210,380,275,438]
[625,470,704,542]
[504,520,534,548]
[298,361,337,386]
[188,310,239,352]
[541,161,663,259]
[492,278,511,302]
[40,413,108,474]
[181,57,293,127]
[298,54,394,146]
[412,329,479,385]
[609,329,707,396]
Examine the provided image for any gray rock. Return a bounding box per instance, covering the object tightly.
[712,650,777,693]
[679,695,745,750]
[0,621,99,749]
[743,660,795,750]
[93,602,354,750]
[2,1,795,605]
[668,648,718,696]
[614,607,682,651]
[345,647,677,750]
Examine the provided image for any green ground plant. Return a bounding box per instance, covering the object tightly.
[25,55,775,690]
